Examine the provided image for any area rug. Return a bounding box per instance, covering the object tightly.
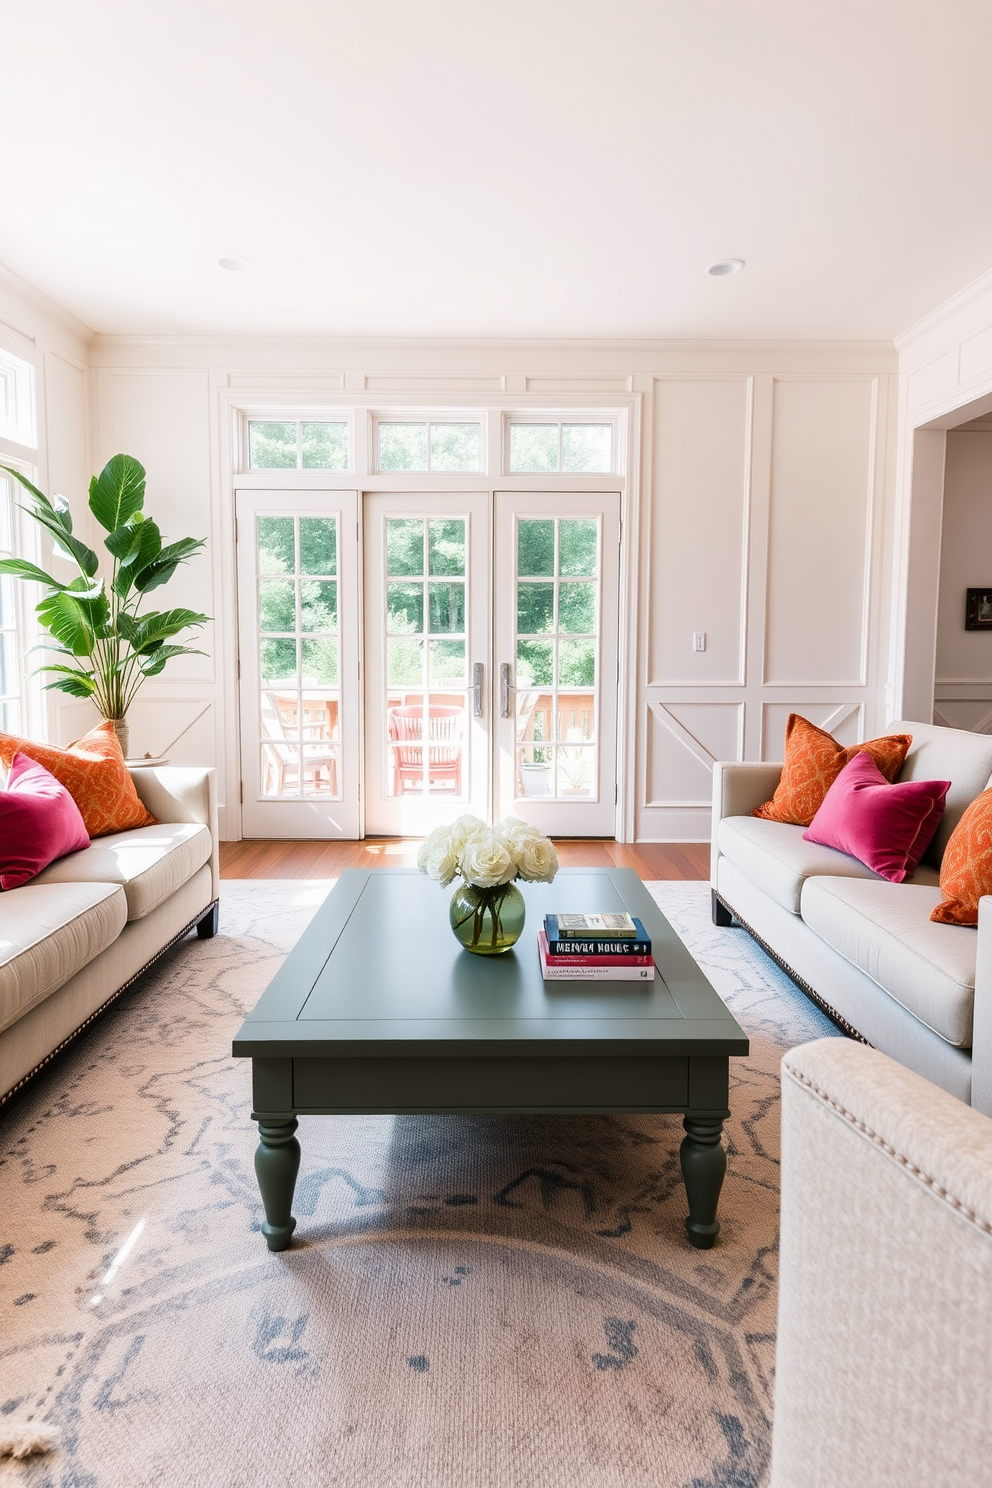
[0,880,838,1488]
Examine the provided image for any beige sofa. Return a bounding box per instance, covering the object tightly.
[771,1038,992,1488]
[0,766,218,1107]
[712,720,992,1115]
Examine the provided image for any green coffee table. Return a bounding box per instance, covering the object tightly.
[232,868,748,1252]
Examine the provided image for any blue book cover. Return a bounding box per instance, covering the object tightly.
[544,915,651,956]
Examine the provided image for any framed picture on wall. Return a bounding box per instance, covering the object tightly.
[965,588,992,629]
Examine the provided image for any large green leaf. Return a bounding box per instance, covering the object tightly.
[88,454,146,532]
[138,644,205,676]
[0,463,51,505]
[42,673,100,698]
[127,607,209,653]
[36,591,98,655]
[133,537,205,594]
[22,503,100,578]
[0,557,65,589]
[36,664,97,697]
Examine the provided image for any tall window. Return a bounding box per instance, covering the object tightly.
[0,347,38,735]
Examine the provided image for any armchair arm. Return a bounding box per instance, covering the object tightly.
[710,760,783,882]
[772,1037,992,1488]
[129,766,219,901]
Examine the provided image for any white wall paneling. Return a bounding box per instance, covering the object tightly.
[638,367,894,840]
[933,428,992,733]
[80,336,899,843]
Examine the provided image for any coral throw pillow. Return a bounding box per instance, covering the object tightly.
[803,751,949,883]
[931,788,992,925]
[0,751,91,890]
[0,721,156,839]
[753,714,913,827]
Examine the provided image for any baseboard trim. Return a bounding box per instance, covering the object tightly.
[0,899,220,1113]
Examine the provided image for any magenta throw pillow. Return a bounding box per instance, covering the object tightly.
[803,750,950,883]
[0,750,91,890]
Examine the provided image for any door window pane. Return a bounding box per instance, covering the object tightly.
[256,513,341,799]
[388,638,424,686]
[517,519,555,576]
[429,639,466,686]
[386,518,425,575]
[428,519,466,575]
[387,582,424,634]
[257,516,295,573]
[428,581,465,632]
[299,517,337,574]
[513,516,601,800]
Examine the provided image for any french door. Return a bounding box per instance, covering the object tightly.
[236,487,620,839]
[236,490,360,837]
[363,491,620,836]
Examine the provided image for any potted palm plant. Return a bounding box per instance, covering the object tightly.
[0,453,209,758]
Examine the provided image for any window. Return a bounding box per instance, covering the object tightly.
[507,420,614,474]
[0,469,23,731]
[0,347,37,449]
[376,420,482,473]
[248,420,349,470]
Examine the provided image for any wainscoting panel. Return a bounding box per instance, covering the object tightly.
[645,702,744,807]
[764,377,876,688]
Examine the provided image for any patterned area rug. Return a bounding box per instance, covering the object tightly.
[0,880,837,1488]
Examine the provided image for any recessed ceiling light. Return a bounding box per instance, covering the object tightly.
[706,258,745,277]
[218,255,252,272]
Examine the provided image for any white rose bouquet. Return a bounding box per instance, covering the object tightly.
[418,815,559,954]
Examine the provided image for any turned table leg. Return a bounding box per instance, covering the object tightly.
[680,1114,727,1249]
[254,1117,301,1252]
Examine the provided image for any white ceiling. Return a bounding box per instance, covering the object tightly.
[2,0,991,342]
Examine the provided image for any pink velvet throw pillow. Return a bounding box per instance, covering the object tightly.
[803,750,950,883]
[0,750,90,890]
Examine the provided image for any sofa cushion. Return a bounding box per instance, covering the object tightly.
[890,719,992,867]
[718,816,883,914]
[0,751,90,890]
[803,751,950,883]
[800,877,976,1048]
[0,882,128,1033]
[31,823,212,921]
[0,720,157,838]
[753,713,912,827]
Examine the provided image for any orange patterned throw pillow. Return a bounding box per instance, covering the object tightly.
[753,714,913,828]
[930,788,992,926]
[0,721,156,838]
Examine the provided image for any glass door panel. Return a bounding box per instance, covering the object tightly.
[237,490,360,838]
[365,493,490,834]
[495,493,620,835]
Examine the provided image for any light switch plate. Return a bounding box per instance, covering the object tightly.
[693,631,706,653]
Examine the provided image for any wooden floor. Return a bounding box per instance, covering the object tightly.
[220,838,710,880]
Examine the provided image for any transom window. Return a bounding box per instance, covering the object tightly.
[376,420,482,473]
[507,420,614,474]
[248,420,349,470]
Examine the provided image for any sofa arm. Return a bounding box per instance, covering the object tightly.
[710,760,782,882]
[129,766,219,901]
[771,1037,992,1488]
[971,896,992,1117]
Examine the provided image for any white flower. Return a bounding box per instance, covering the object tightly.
[499,817,559,882]
[417,824,461,886]
[460,830,516,887]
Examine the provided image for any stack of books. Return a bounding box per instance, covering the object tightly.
[537,912,655,981]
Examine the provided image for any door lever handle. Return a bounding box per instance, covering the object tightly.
[472,662,484,718]
[500,662,512,718]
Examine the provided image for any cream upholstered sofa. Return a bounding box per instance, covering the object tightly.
[712,720,992,1115]
[771,1038,992,1488]
[0,765,218,1107]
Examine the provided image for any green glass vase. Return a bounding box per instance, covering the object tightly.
[449,881,526,955]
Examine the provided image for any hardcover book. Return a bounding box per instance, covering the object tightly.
[544,915,651,957]
[554,912,638,937]
[537,931,655,981]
